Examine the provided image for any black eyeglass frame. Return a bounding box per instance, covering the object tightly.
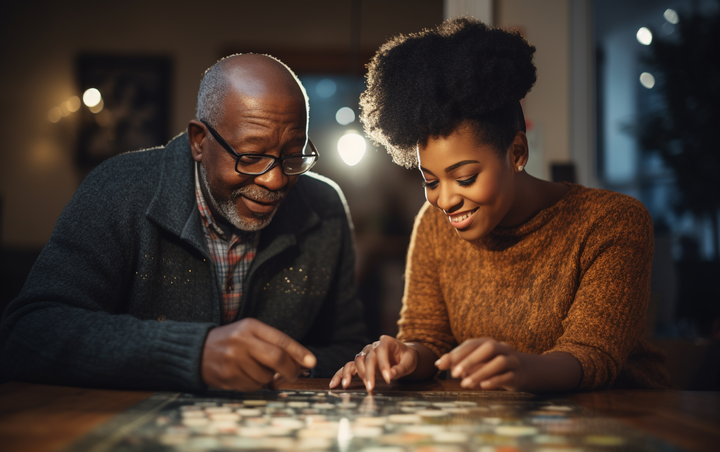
[201,120,319,176]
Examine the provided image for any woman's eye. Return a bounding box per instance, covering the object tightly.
[457,174,478,186]
[421,180,439,190]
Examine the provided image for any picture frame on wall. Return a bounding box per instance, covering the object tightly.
[76,54,172,167]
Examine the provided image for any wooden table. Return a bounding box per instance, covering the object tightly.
[1,379,719,452]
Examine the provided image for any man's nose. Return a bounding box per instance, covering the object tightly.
[253,163,288,192]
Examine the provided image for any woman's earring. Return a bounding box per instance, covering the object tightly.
[517,165,524,171]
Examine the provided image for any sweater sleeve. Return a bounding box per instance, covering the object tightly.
[0,159,215,391]
[396,203,457,359]
[546,198,654,390]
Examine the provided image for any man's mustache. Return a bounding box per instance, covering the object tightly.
[233,185,287,203]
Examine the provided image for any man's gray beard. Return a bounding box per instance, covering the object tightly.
[199,164,285,232]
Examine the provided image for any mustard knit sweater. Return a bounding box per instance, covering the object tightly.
[396,183,672,390]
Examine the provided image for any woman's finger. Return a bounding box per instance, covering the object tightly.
[329,367,344,388]
[480,371,517,390]
[374,336,397,383]
[461,353,516,388]
[354,350,367,381]
[439,338,491,371]
[453,340,512,378]
[363,348,379,391]
[341,361,358,389]
[391,344,419,379]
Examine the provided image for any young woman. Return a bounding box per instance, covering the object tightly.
[329,18,671,392]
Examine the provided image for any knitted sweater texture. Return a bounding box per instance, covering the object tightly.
[397,183,672,390]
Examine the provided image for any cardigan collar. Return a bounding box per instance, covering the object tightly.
[145,133,320,258]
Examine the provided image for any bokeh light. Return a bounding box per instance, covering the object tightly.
[636,27,653,45]
[89,98,104,114]
[83,88,102,107]
[316,79,337,98]
[640,72,655,89]
[66,96,81,112]
[335,107,355,125]
[337,132,366,166]
[664,9,679,24]
[48,107,62,123]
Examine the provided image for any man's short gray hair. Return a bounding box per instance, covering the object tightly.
[195,53,309,128]
[196,58,231,128]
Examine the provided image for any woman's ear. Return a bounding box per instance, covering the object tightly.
[509,131,529,172]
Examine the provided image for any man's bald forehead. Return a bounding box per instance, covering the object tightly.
[196,54,307,127]
[217,54,303,98]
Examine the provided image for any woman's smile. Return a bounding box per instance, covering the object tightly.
[448,207,479,229]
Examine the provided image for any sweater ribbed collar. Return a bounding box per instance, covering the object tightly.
[475,182,581,250]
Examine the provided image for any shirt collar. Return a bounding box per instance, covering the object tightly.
[195,162,261,243]
[194,162,222,233]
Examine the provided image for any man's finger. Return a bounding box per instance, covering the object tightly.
[250,320,316,368]
[247,337,306,382]
[269,372,287,390]
[218,359,270,391]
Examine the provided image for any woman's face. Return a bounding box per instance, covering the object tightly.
[418,126,519,242]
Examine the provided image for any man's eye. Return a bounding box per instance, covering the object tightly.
[239,155,265,164]
[421,180,439,190]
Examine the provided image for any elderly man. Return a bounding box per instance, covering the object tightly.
[0,54,368,391]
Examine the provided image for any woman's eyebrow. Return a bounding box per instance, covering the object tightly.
[445,160,480,173]
[419,166,436,176]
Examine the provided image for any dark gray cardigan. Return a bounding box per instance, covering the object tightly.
[0,133,368,390]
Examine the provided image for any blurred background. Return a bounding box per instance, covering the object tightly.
[1,0,718,389]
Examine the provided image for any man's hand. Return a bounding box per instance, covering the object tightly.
[329,335,420,391]
[435,338,524,390]
[201,318,316,391]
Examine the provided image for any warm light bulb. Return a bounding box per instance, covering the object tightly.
[636,27,652,45]
[337,133,366,166]
[83,88,102,108]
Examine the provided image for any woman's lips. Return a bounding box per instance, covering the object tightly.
[448,208,478,230]
[241,196,278,215]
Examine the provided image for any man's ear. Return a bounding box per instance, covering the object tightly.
[508,131,529,171]
[188,120,207,163]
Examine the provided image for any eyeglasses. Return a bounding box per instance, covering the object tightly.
[201,120,319,176]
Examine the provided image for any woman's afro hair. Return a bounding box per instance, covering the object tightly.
[360,17,537,168]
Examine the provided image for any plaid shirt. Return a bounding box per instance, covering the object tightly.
[195,164,259,324]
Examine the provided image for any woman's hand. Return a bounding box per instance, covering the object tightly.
[329,335,420,391]
[435,338,525,390]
